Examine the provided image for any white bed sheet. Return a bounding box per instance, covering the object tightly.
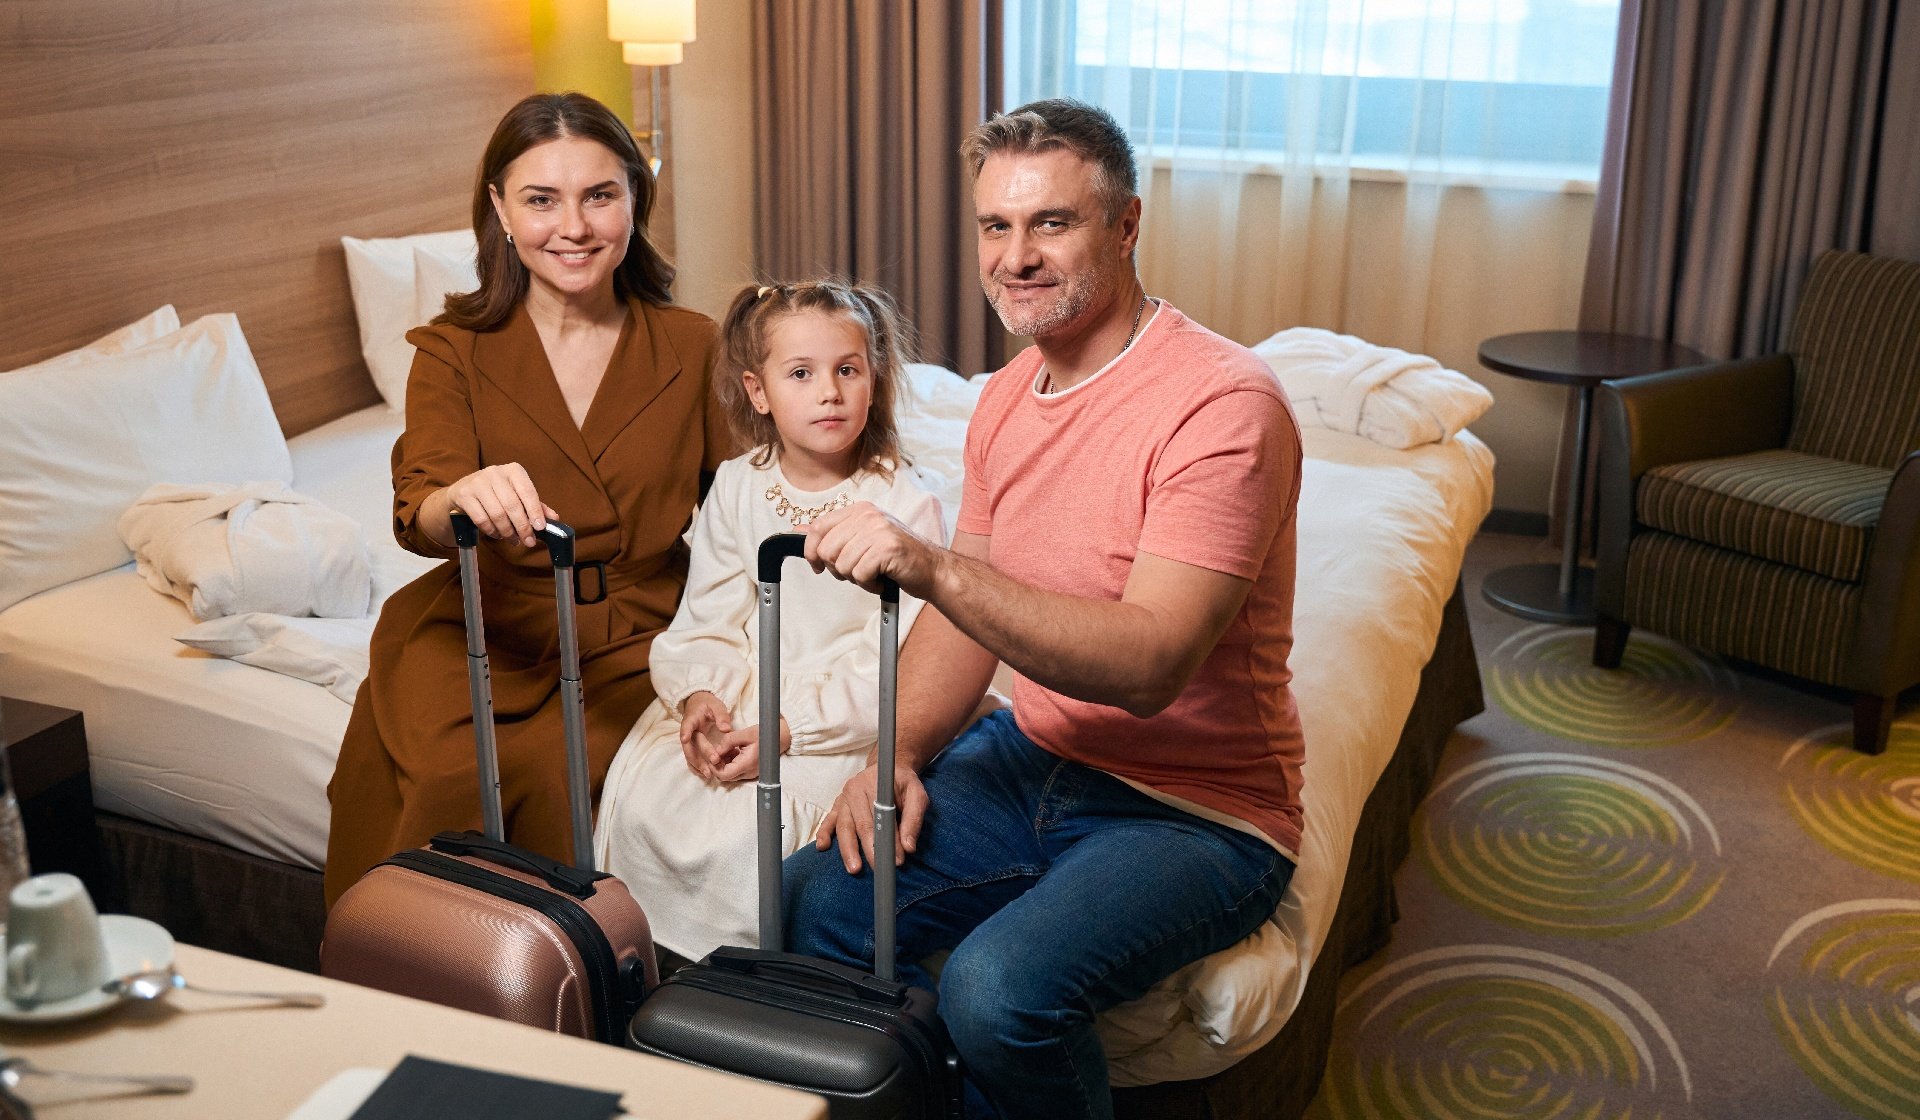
[0,406,424,869]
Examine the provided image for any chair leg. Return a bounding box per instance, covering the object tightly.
[1593,617,1630,669]
[1853,693,1894,756]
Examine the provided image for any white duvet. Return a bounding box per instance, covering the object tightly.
[0,360,1491,1082]
[1253,326,1493,449]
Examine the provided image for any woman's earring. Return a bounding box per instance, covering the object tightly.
[505,232,515,246]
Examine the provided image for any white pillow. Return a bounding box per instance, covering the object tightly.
[412,243,481,333]
[176,613,372,704]
[0,313,293,615]
[4,306,181,374]
[341,229,476,411]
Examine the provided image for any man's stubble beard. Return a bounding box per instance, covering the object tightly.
[986,263,1121,341]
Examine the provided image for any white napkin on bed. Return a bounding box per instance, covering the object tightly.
[1252,327,1492,449]
[117,481,372,620]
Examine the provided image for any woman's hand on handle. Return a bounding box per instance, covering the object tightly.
[436,463,558,549]
[814,760,928,874]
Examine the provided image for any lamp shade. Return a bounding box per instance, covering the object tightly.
[621,41,684,66]
[608,0,696,44]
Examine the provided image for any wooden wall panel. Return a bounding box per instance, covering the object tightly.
[0,0,534,435]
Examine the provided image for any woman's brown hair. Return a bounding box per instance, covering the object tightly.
[438,92,673,330]
[714,279,915,479]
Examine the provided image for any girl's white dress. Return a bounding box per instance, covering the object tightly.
[594,453,944,958]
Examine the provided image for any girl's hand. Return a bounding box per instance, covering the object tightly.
[708,719,793,784]
[678,692,733,780]
[443,463,558,548]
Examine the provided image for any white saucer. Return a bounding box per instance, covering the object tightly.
[0,915,175,1024]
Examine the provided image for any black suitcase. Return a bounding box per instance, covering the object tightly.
[626,533,962,1118]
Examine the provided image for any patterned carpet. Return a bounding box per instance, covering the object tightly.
[1303,532,1920,1120]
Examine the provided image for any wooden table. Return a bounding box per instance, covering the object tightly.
[0,943,825,1119]
[1477,331,1709,624]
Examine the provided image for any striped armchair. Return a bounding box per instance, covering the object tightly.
[1591,250,1920,754]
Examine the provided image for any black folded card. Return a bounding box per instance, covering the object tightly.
[348,1055,624,1120]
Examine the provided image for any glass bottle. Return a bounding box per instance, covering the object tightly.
[0,726,32,918]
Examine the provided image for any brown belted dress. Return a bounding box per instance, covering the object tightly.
[324,296,728,906]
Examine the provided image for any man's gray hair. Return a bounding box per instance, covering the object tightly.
[960,98,1138,223]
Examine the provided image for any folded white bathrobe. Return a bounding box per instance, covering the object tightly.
[594,455,944,958]
[116,481,371,620]
[1252,327,1493,449]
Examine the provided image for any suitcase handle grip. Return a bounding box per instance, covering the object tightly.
[705,947,908,1006]
[756,533,807,582]
[755,534,899,602]
[449,510,576,567]
[427,831,609,898]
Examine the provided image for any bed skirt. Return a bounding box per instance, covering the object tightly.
[98,812,327,972]
[98,579,1481,1111]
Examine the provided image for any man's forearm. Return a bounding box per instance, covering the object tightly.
[924,549,1201,718]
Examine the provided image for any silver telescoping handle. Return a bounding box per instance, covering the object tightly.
[754,534,902,981]
[448,511,597,872]
[450,511,505,843]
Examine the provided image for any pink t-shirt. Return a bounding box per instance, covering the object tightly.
[958,302,1306,856]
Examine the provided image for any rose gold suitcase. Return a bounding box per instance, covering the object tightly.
[320,512,658,1041]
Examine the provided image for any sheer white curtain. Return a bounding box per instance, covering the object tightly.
[1006,1,1619,506]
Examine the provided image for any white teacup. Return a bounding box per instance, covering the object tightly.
[5,873,110,1005]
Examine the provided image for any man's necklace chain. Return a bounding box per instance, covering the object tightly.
[1040,292,1149,395]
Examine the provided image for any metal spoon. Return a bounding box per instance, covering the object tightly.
[0,1055,192,1094]
[102,967,325,1009]
[0,1080,31,1120]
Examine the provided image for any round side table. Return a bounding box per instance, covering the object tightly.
[1479,331,1709,624]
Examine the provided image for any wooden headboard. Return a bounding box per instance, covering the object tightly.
[0,0,534,435]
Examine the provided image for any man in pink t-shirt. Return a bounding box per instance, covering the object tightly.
[788,98,1303,1120]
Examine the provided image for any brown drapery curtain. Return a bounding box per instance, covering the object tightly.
[1556,0,1917,542]
[752,1,1005,376]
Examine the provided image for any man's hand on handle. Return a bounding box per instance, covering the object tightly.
[802,503,942,598]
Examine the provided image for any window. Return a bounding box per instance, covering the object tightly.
[1006,0,1622,180]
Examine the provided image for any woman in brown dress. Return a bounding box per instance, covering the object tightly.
[324,93,729,905]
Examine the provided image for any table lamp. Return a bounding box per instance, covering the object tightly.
[608,0,697,174]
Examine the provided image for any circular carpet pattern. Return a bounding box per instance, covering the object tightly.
[1766,900,1920,1120]
[1486,626,1738,747]
[1418,753,1724,935]
[1780,722,1920,884]
[1319,945,1693,1120]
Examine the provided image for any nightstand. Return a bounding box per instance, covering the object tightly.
[0,697,107,903]
[1477,330,1710,624]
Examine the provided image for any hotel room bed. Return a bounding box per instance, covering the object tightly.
[0,369,1490,1115]
[0,405,430,963]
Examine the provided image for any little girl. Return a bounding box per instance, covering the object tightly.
[594,279,945,960]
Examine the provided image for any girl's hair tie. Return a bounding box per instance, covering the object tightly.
[756,284,776,300]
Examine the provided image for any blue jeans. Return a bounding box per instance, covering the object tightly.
[783,710,1295,1119]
